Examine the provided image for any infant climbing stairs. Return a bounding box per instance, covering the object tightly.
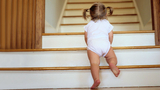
[0,0,160,89]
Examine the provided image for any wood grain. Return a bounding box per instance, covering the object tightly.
[0,65,159,71]
[0,0,6,49]
[152,0,160,45]
[35,0,45,49]
[42,0,45,33]
[11,0,18,49]
[17,0,23,49]
[32,0,36,49]
[6,0,12,49]
[22,0,28,49]
[151,0,155,30]
[27,0,33,49]
[0,0,43,49]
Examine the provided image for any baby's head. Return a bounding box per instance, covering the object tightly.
[83,3,113,21]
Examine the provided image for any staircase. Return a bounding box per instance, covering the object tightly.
[0,0,160,89]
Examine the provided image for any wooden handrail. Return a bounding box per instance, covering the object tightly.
[0,46,160,52]
[0,65,160,71]
[63,14,137,18]
[42,30,155,36]
[67,1,133,4]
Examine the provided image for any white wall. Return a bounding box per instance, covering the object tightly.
[45,0,65,31]
[143,19,152,30]
[135,0,151,26]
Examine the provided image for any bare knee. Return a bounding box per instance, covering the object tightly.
[90,61,100,66]
[106,56,117,65]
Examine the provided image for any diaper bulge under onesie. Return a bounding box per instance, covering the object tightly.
[87,38,111,57]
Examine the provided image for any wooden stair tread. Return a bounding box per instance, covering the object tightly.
[61,22,140,26]
[42,30,155,36]
[67,1,133,4]
[0,65,160,71]
[65,7,135,11]
[63,14,137,18]
[1,46,160,52]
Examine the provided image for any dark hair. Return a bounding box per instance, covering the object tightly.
[83,3,113,21]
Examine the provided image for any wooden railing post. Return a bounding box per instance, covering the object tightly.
[35,0,45,49]
[151,0,160,45]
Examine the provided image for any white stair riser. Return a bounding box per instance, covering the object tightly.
[113,33,155,46]
[1,49,159,67]
[66,3,134,9]
[60,24,140,32]
[42,33,155,48]
[0,69,160,89]
[62,16,138,24]
[113,9,136,14]
[64,9,136,16]
[68,0,132,2]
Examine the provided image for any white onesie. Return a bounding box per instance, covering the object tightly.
[84,19,113,57]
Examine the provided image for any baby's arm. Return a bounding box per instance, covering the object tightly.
[84,31,88,45]
[109,30,113,44]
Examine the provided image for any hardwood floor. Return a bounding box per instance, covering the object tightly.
[15,87,160,90]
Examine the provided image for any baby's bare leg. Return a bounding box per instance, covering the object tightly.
[87,50,101,89]
[105,47,120,77]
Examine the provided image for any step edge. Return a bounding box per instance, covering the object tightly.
[63,14,137,18]
[42,30,155,36]
[1,46,160,52]
[65,7,135,11]
[0,65,160,71]
[61,22,140,26]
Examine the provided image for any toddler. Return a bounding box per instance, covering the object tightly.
[83,3,120,89]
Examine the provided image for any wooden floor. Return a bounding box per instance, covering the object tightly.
[18,87,160,90]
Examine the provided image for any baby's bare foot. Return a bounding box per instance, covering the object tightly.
[109,63,120,77]
[91,80,100,89]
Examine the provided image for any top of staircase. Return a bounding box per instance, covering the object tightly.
[67,1,133,4]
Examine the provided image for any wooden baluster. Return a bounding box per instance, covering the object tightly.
[6,0,12,49]
[32,0,36,49]
[11,0,18,49]
[0,0,6,49]
[42,0,45,33]
[27,0,33,49]
[17,0,23,49]
[22,0,28,49]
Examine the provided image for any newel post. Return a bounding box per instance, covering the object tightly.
[151,0,160,45]
[35,0,45,49]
